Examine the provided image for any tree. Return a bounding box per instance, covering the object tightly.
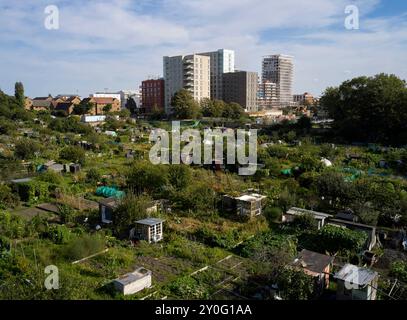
[320,73,407,145]
[14,82,25,108]
[102,104,112,114]
[59,146,86,165]
[201,99,225,118]
[74,102,94,115]
[168,165,191,190]
[149,104,165,120]
[290,213,318,231]
[276,268,314,300]
[171,89,200,119]
[85,168,101,184]
[125,97,138,115]
[113,193,153,237]
[315,171,354,209]
[14,139,41,159]
[126,161,168,195]
[223,102,245,119]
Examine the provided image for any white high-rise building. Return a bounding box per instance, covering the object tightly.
[198,49,235,100]
[262,54,294,107]
[163,54,210,114]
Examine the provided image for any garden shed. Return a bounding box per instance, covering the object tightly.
[130,218,165,243]
[99,197,118,224]
[222,193,267,218]
[113,267,152,295]
[334,264,378,300]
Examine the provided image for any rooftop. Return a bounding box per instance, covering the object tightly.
[236,193,266,202]
[98,197,119,208]
[292,249,334,275]
[11,177,33,184]
[136,217,165,226]
[334,263,378,287]
[286,207,332,219]
[114,267,151,286]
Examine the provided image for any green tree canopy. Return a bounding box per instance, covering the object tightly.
[14,82,25,108]
[171,89,200,119]
[320,73,407,145]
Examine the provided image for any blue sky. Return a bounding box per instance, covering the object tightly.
[0,0,406,98]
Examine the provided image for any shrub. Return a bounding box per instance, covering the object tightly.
[85,168,101,184]
[0,184,19,209]
[390,261,407,282]
[59,146,86,165]
[168,276,210,299]
[37,171,63,185]
[14,180,50,204]
[14,139,41,159]
[63,234,105,261]
[43,225,71,244]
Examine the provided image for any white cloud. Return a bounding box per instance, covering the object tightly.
[0,0,405,97]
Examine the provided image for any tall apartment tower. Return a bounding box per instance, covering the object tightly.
[163,54,210,114]
[262,54,294,107]
[223,71,258,112]
[198,49,235,100]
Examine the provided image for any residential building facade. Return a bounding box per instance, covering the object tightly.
[293,92,314,106]
[91,92,121,105]
[262,54,294,107]
[163,54,210,114]
[257,80,278,110]
[141,78,165,114]
[223,71,258,112]
[198,49,235,100]
[81,97,121,115]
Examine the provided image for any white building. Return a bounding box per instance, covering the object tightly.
[198,49,235,100]
[163,54,210,114]
[262,54,294,108]
[118,90,141,109]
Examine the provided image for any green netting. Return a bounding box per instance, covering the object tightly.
[281,168,292,175]
[96,186,125,199]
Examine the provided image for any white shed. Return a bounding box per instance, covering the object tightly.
[113,267,152,295]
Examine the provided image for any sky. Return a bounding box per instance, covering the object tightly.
[0,0,406,98]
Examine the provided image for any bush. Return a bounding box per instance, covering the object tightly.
[126,161,168,195]
[37,171,63,185]
[43,225,71,244]
[63,234,105,261]
[86,168,101,184]
[390,261,407,282]
[14,139,42,159]
[0,184,19,209]
[299,224,368,255]
[14,180,50,204]
[59,146,86,165]
[168,276,210,299]
[195,227,240,250]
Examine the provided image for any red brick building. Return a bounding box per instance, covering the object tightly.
[141,79,165,114]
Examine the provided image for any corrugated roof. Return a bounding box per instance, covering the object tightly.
[287,207,332,219]
[136,217,165,226]
[334,263,378,286]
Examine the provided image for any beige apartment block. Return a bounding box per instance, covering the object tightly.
[163,54,210,114]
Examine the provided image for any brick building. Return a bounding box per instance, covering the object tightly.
[141,79,165,114]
